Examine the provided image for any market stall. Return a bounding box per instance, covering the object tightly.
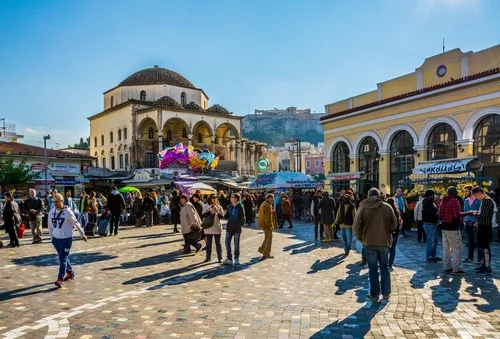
[248,171,320,192]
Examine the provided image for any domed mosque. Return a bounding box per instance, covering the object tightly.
[88,65,265,176]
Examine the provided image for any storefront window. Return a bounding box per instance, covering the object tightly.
[358,137,379,193]
[427,123,457,160]
[390,131,414,193]
[474,115,500,166]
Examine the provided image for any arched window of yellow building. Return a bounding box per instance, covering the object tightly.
[474,115,500,181]
[101,135,104,146]
[123,128,127,139]
[390,131,414,193]
[118,129,122,141]
[358,137,379,194]
[427,123,457,160]
[110,132,114,143]
[94,137,97,147]
[110,96,114,108]
[331,142,350,191]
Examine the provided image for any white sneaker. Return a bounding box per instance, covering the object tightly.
[234,258,240,265]
[222,259,233,265]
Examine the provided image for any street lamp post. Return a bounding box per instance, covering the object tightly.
[43,134,51,193]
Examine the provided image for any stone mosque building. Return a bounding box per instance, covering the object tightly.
[88,66,265,175]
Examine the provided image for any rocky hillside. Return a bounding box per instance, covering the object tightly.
[242,114,324,146]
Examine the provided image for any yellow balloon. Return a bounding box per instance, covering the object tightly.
[210,157,219,168]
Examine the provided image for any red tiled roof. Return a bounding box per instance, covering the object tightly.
[0,142,94,160]
[321,67,500,122]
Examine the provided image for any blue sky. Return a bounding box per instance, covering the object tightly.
[0,0,498,147]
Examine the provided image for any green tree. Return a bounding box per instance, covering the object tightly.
[0,152,40,185]
[69,136,90,150]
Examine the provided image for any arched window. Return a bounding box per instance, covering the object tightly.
[123,128,127,139]
[94,137,97,147]
[148,127,154,139]
[474,115,500,166]
[118,129,122,141]
[427,123,457,160]
[390,131,414,193]
[358,137,379,194]
[197,133,202,143]
[101,135,104,146]
[166,130,172,141]
[125,153,129,168]
[182,128,187,139]
[110,96,114,108]
[110,132,114,143]
[140,90,146,101]
[181,92,186,106]
[330,142,350,191]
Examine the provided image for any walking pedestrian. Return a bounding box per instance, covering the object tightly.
[190,193,205,250]
[394,188,408,237]
[311,190,323,240]
[472,186,495,275]
[79,191,89,228]
[170,190,181,233]
[258,193,277,260]
[2,192,21,247]
[463,185,482,263]
[334,190,356,256]
[302,192,312,222]
[223,193,245,265]
[386,198,402,271]
[64,190,74,211]
[353,188,398,302]
[279,195,293,229]
[202,194,224,263]
[179,194,202,254]
[107,186,126,235]
[439,186,466,275]
[142,192,156,227]
[242,192,254,226]
[87,191,98,224]
[292,193,303,220]
[414,193,427,242]
[48,193,87,288]
[317,191,336,243]
[24,188,45,244]
[422,189,441,263]
[133,192,144,228]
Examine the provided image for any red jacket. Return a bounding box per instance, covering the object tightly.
[439,196,465,230]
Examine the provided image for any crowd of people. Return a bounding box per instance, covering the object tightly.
[1,183,498,299]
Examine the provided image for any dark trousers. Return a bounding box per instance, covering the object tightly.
[206,234,222,261]
[183,234,201,253]
[417,221,426,242]
[465,223,483,261]
[314,216,323,238]
[389,230,399,268]
[8,228,19,246]
[109,213,120,235]
[280,215,293,228]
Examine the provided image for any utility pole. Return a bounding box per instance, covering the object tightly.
[43,134,51,193]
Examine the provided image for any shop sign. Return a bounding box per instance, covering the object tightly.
[413,157,477,175]
[326,172,362,181]
[31,163,47,171]
[55,179,77,185]
[257,158,270,171]
[49,163,81,174]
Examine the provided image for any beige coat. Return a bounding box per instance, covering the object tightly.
[202,203,223,235]
[180,202,201,234]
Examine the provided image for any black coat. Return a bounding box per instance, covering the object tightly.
[3,201,21,233]
[107,192,126,214]
[23,197,44,221]
[317,196,337,225]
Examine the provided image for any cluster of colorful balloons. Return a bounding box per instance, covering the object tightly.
[158,143,219,170]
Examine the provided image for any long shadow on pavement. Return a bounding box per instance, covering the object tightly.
[310,302,387,338]
[101,250,186,271]
[120,232,179,240]
[135,238,182,249]
[0,283,59,302]
[334,263,369,303]
[10,252,117,267]
[307,254,346,274]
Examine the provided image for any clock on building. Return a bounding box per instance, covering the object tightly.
[436,65,447,78]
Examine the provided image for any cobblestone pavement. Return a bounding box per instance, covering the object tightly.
[1,221,500,339]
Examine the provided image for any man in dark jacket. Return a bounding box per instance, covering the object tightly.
[142,192,156,228]
[24,188,45,244]
[353,188,398,301]
[311,190,323,240]
[223,193,246,265]
[3,192,21,247]
[317,191,337,243]
[422,189,441,263]
[439,186,466,274]
[107,186,126,236]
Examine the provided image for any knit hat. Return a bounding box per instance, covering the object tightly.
[425,189,435,198]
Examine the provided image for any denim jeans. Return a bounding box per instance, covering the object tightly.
[341,228,353,253]
[206,234,222,261]
[52,237,73,280]
[225,231,241,260]
[389,230,399,268]
[365,246,390,297]
[423,223,438,260]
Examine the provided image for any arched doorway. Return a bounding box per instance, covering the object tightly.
[427,123,457,160]
[474,114,500,188]
[137,117,158,168]
[390,131,414,193]
[358,137,379,194]
[330,142,350,192]
[192,121,213,149]
[162,118,189,148]
[215,123,239,160]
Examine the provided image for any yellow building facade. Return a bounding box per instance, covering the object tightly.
[322,45,500,195]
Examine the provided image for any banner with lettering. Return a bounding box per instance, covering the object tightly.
[413,158,476,175]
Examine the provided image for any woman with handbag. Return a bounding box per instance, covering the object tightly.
[2,192,21,247]
[87,191,98,224]
[202,194,224,263]
[180,194,202,253]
